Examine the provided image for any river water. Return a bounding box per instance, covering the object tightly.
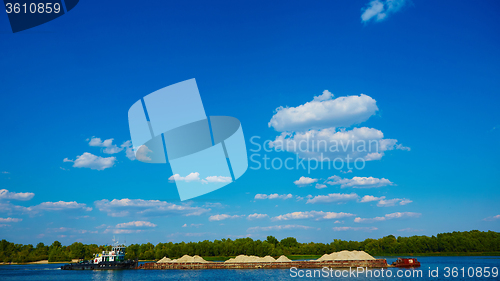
[1,256,499,280]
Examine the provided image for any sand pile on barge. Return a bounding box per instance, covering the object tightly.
[157,257,172,263]
[276,255,292,262]
[157,255,209,263]
[225,255,277,263]
[317,250,375,261]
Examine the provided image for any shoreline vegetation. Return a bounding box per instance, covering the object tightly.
[1,230,498,265]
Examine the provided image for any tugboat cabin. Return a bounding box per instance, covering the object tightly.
[93,245,126,264]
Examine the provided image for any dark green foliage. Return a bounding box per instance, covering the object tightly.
[0,230,498,263]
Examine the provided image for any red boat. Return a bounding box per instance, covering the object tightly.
[392,258,421,267]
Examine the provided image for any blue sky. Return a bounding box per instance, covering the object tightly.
[0,0,499,245]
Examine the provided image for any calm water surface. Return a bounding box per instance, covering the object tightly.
[1,257,499,280]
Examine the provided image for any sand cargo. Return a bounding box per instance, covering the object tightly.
[139,250,388,270]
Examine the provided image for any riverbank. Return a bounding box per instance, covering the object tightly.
[0,259,79,265]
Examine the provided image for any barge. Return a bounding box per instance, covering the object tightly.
[138,259,388,270]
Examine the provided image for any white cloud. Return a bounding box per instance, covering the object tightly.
[169,172,201,182]
[0,200,92,216]
[254,194,293,200]
[306,193,359,204]
[354,212,421,223]
[293,176,318,187]
[31,201,92,212]
[313,90,334,102]
[208,214,243,221]
[247,224,316,232]
[332,226,378,232]
[70,152,116,170]
[115,221,157,228]
[340,170,353,174]
[202,202,225,208]
[315,184,327,189]
[169,173,232,184]
[104,229,143,234]
[269,94,378,132]
[483,215,500,221]
[360,195,386,203]
[326,176,394,188]
[269,127,409,161]
[361,0,407,23]
[272,211,355,221]
[88,137,125,154]
[182,223,203,228]
[247,213,269,220]
[121,140,136,160]
[1,171,9,174]
[377,198,412,207]
[0,217,22,223]
[94,199,210,217]
[203,176,232,184]
[0,189,34,201]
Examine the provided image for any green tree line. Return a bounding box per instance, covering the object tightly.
[1,230,499,263]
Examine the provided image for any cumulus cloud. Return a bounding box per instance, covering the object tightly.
[94,199,210,217]
[104,229,144,234]
[0,189,34,201]
[247,224,316,233]
[121,140,136,160]
[269,94,378,132]
[254,194,293,200]
[208,214,243,221]
[88,137,126,154]
[377,198,412,207]
[269,127,409,161]
[326,176,394,188]
[272,211,355,221]
[169,172,201,182]
[360,195,386,203]
[483,215,500,221]
[203,176,232,183]
[0,217,22,223]
[354,212,421,223]
[361,0,407,23]
[315,184,327,189]
[115,221,157,228]
[182,223,203,228]
[202,202,225,208]
[0,200,92,216]
[332,226,378,232]
[294,176,318,187]
[306,193,359,204]
[68,152,116,170]
[313,90,334,102]
[32,201,92,212]
[247,213,269,220]
[169,173,232,184]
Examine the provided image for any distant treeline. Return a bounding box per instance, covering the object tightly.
[1,230,499,263]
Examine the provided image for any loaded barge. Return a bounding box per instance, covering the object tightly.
[138,259,388,270]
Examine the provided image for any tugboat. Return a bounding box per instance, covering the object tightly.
[61,239,137,270]
[392,257,421,267]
